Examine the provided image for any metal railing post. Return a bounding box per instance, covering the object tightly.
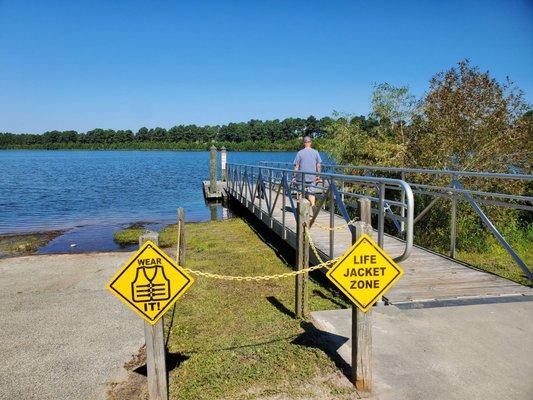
[269,169,273,214]
[282,172,286,240]
[258,170,263,220]
[378,182,385,248]
[329,179,335,259]
[400,171,406,234]
[244,167,248,207]
[450,175,458,259]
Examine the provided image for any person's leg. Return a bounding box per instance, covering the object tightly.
[305,183,316,206]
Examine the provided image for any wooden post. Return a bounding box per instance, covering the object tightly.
[139,232,168,400]
[209,144,217,194]
[209,203,217,221]
[220,146,227,182]
[295,198,310,318]
[352,198,373,395]
[177,207,186,266]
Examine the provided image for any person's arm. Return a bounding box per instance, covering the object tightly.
[292,154,300,182]
[315,152,322,182]
[293,153,300,169]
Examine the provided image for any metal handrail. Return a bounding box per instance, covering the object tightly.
[226,163,414,262]
[259,161,533,180]
[259,161,533,281]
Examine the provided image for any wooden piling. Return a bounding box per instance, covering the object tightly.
[220,146,227,182]
[177,207,186,266]
[295,198,310,318]
[210,145,217,194]
[352,198,373,395]
[139,231,168,400]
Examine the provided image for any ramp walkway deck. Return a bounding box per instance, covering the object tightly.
[226,164,532,305]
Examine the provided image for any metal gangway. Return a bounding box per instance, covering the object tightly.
[225,162,532,305]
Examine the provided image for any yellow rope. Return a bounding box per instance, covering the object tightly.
[306,227,327,265]
[311,216,358,231]
[178,225,336,281]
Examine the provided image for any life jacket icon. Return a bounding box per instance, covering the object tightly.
[131,265,171,303]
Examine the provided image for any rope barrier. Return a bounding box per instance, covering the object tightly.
[311,216,358,232]
[306,227,327,265]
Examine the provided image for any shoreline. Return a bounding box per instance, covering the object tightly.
[0,216,229,258]
[0,230,64,258]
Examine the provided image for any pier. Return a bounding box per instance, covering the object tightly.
[225,163,532,306]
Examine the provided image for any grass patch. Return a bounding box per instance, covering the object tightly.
[457,229,532,286]
[113,228,145,246]
[160,218,353,400]
[0,231,62,258]
[113,222,183,247]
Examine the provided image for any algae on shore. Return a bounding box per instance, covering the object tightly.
[0,231,63,258]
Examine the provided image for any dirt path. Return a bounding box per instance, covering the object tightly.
[0,252,144,400]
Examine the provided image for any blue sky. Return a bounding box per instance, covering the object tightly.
[1,0,532,133]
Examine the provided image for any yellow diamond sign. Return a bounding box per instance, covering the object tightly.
[326,234,403,312]
[107,241,194,325]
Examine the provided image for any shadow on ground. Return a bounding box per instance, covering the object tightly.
[265,295,352,382]
[292,321,352,381]
[266,295,295,318]
[133,352,190,377]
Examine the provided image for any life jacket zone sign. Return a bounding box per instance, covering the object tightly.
[107,241,194,325]
[326,234,403,312]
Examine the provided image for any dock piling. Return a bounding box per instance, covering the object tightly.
[221,146,227,182]
[210,145,217,194]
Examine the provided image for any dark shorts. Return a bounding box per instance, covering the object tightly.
[303,181,317,195]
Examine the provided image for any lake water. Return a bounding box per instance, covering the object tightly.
[0,150,295,252]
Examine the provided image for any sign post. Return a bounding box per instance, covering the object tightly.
[140,232,167,400]
[107,230,194,400]
[326,198,404,396]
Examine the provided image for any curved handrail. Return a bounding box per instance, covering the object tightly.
[226,163,414,262]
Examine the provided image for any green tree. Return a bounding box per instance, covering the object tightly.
[371,83,416,149]
[136,127,150,142]
[410,60,531,171]
[325,112,407,166]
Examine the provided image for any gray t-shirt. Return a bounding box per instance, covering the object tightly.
[293,148,322,183]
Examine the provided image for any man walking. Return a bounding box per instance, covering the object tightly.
[293,136,322,206]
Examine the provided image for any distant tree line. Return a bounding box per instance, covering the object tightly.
[0,115,340,151]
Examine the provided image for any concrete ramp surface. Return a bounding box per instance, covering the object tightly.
[0,252,143,400]
[312,301,533,400]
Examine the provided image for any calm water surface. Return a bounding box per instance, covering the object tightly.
[0,150,294,251]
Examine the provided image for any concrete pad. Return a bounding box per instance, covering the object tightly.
[311,301,533,400]
[0,252,144,400]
